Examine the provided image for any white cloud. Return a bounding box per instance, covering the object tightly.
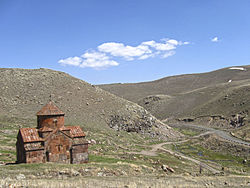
[80,51,118,68]
[98,42,151,60]
[181,41,190,45]
[142,40,176,51]
[59,52,118,69]
[166,39,179,45]
[211,37,219,42]
[81,51,109,61]
[58,38,190,69]
[98,39,189,60]
[142,39,189,51]
[162,51,176,58]
[58,56,82,66]
[138,53,156,60]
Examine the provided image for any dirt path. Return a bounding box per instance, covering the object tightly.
[129,132,221,174]
[170,123,250,146]
[153,142,221,174]
[129,123,250,174]
[130,131,211,156]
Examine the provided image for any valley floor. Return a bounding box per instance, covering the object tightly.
[168,123,250,146]
[0,120,249,187]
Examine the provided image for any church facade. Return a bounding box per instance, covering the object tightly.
[16,101,88,164]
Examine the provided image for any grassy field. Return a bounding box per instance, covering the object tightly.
[1,117,249,178]
[167,138,250,175]
[0,176,250,188]
[172,127,202,137]
[1,117,250,187]
[0,117,201,180]
[1,175,250,188]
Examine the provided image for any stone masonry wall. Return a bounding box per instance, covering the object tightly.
[45,131,71,163]
[26,150,44,163]
[71,144,88,164]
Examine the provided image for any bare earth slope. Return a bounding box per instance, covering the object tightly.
[0,68,178,139]
[99,65,250,102]
[98,65,250,141]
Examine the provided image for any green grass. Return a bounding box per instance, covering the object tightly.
[172,127,200,137]
[0,139,14,146]
[174,143,242,161]
[132,145,151,152]
[89,154,148,166]
[0,150,15,155]
[0,112,247,178]
[0,122,17,163]
[89,154,121,164]
[171,141,250,174]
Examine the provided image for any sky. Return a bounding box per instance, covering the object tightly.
[0,0,250,84]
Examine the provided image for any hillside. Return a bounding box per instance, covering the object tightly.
[0,68,249,183]
[0,68,184,167]
[98,65,250,141]
[99,65,250,102]
[0,68,179,139]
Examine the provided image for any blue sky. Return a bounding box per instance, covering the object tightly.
[1,0,250,84]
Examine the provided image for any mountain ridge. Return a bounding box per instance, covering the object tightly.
[0,68,180,140]
[98,65,250,141]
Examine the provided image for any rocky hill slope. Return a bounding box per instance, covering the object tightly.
[0,68,179,139]
[0,68,249,181]
[98,65,250,141]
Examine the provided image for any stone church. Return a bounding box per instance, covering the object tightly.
[16,101,88,164]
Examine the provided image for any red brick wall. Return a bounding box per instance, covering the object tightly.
[45,131,71,163]
[71,144,88,164]
[40,131,51,138]
[37,115,64,129]
[26,150,44,163]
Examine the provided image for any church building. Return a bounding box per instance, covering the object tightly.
[16,101,88,164]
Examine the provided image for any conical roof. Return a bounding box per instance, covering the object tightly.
[36,101,65,116]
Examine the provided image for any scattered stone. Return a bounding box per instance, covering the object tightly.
[16,174,26,180]
[90,139,97,144]
[84,168,90,172]
[70,169,80,176]
[161,164,175,173]
[230,114,245,128]
[97,172,104,176]
[28,175,36,179]
[109,113,155,134]
[58,170,67,175]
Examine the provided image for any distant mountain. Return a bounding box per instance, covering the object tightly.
[98,65,250,141]
[0,68,179,140]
